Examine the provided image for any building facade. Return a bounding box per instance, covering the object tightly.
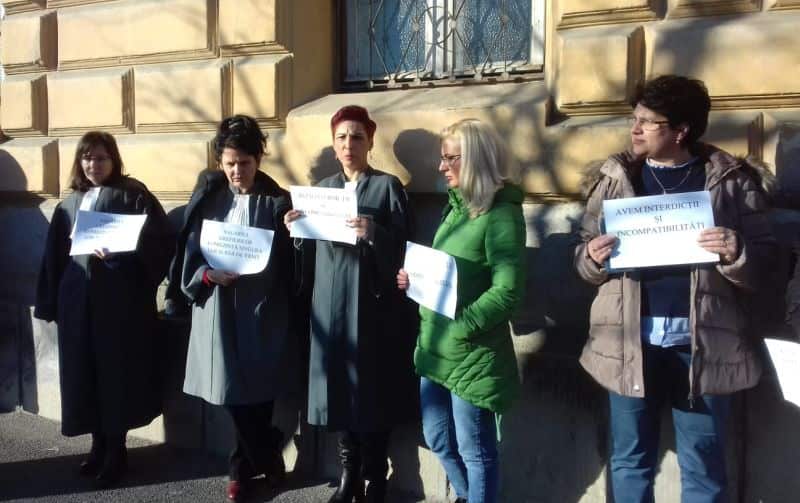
[1,1,799,501]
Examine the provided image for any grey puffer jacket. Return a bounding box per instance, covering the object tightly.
[574,144,776,398]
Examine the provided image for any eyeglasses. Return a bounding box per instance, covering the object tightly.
[440,154,461,166]
[627,116,670,131]
[81,155,111,164]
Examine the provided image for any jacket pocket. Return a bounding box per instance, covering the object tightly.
[587,280,624,359]
[418,312,471,362]
[696,293,741,331]
[589,278,623,326]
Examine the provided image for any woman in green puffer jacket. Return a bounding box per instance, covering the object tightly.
[397,119,526,503]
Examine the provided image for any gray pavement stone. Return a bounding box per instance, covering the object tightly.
[0,411,336,503]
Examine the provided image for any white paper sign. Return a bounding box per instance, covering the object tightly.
[404,242,458,320]
[69,210,147,256]
[289,186,358,245]
[765,338,800,408]
[603,190,718,270]
[200,219,274,275]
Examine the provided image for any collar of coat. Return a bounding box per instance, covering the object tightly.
[444,183,524,218]
[579,142,776,199]
[331,166,375,186]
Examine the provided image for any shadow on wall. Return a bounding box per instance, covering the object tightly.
[0,150,49,414]
[394,129,442,194]
[308,147,339,185]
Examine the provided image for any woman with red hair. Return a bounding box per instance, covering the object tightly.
[285,105,416,503]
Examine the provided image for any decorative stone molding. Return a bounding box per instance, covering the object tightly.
[219,0,290,57]
[558,0,660,29]
[667,0,761,18]
[650,14,800,111]
[0,138,59,195]
[57,133,215,199]
[771,0,800,9]
[47,68,135,136]
[1,10,57,74]
[227,55,292,128]
[1,74,48,137]
[46,0,112,7]
[556,26,644,116]
[0,0,45,16]
[135,60,224,133]
[57,0,218,71]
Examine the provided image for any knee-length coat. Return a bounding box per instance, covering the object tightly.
[305,168,418,432]
[181,170,296,405]
[34,177,172,436]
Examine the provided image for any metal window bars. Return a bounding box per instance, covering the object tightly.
[343,0,544,89]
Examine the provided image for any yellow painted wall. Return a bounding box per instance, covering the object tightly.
[1,1,799,501]
[0,0,333,197]
[2,0,798,198]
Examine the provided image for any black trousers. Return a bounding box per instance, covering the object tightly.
[224,401,277,481]
[339,430,391,482]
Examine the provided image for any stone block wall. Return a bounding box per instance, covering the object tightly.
[2,1,800,501]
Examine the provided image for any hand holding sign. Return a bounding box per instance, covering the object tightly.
[587,234,618,265]
[403,242,458,319]
[697,227,738,265]
[206,269,239,286]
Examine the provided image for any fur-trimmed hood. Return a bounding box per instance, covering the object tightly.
[579,142,777,200]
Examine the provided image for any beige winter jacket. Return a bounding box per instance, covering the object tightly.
[574,144,775,398]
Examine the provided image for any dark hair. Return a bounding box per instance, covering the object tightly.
[69,131,124,191]
[330,105,376,140]
[631,75,711,146]
[213,115,267,162]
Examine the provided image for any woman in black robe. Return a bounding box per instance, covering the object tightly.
[34,131,172,488]
[284,105,417,503]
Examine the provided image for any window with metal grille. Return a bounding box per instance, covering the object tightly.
[342,0,545,89]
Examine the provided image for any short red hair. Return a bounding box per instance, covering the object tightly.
[330,105,376,140]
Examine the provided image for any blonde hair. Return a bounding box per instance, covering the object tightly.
[441,119,519,218]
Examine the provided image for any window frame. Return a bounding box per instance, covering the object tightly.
[337,0,546,91]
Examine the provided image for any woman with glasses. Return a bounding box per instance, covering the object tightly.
[575,75,774,502]
[284,105,417,503]
[179,115,294,502]
[34,131,172,488]
[397,119,526,503]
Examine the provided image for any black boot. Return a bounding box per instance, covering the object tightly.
[264,426,286,485]
[364,478,387,503]
[95,433,127,489]
[328,432,364,503]
[361,431,390,503]
[79,433,105,476]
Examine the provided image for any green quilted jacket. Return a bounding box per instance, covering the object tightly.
[414,183,526,413]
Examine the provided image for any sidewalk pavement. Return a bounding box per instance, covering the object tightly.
[0,410,337,503]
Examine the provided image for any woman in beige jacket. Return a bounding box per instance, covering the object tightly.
[574,75,774,503]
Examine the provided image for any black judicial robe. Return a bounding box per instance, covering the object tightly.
[34,177,172,436]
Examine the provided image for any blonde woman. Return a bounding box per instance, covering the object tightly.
[397,119,526,503]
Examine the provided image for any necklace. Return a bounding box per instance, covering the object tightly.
[647,163,694,194]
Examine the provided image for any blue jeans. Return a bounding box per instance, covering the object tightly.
[420,377,498,503]
[609,344,731,503]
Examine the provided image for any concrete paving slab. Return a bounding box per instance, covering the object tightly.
[0,411,339,503]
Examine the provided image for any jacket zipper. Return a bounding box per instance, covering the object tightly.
[686,161,736,406]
